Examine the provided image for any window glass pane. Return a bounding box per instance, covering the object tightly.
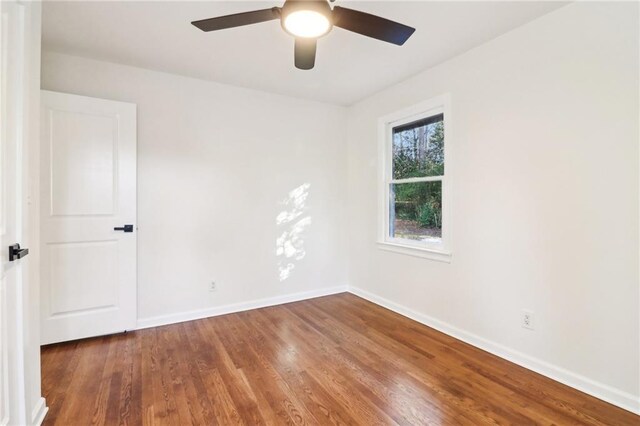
[390,181,442,242]
[392,114,444,179]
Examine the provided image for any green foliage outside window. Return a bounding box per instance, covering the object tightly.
[392,119,444,233]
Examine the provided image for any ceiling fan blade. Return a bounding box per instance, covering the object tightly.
[332,6,415,46]
[192,8,280,32]
[294,38,317,70]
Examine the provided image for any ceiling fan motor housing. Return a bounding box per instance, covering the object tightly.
[280,0,334,38]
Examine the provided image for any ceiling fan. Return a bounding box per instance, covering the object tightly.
[191,0,415,70]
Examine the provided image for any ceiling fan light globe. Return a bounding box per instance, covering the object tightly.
[283,10,331,38]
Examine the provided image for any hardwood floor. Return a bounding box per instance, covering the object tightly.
[41,293,638,425]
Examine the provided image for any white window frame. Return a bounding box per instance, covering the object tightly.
[377,94,452,262]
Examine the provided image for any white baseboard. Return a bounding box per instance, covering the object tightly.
[348,286,640,415]
[136,285,348,330]
[31,397,48,426]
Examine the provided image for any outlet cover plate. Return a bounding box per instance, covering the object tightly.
[522,310,535,330]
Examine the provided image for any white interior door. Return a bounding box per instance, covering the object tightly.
[40,91,137,345]
[1,1,30,424]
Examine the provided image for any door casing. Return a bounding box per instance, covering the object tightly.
[1,1,45,424]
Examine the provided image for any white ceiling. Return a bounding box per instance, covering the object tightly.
[42,1,568,105]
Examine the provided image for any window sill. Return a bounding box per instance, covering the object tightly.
[377,241,452,263]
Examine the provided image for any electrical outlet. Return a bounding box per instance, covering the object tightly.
[209,281,217,292]
[522,310,534,330]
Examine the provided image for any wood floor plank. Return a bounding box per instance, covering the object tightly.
[257,304,399,425]
[318,295,617,425]
[238,309,359,426]
[304,297,571,424]
[286,300,513,425]
[41,293,639,425]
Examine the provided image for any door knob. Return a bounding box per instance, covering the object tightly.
[8,243,29,261]
[114,224,134,232]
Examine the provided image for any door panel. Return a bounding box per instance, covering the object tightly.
[40,91,137,345]
[48,240,118,315]
[50,109,116,216]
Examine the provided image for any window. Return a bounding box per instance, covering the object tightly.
[378,96,451,261]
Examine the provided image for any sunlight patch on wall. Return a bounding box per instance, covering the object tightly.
[276,183,311,281]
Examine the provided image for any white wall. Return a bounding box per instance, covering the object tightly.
[346,1,639,412]
[41,52,348,323]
